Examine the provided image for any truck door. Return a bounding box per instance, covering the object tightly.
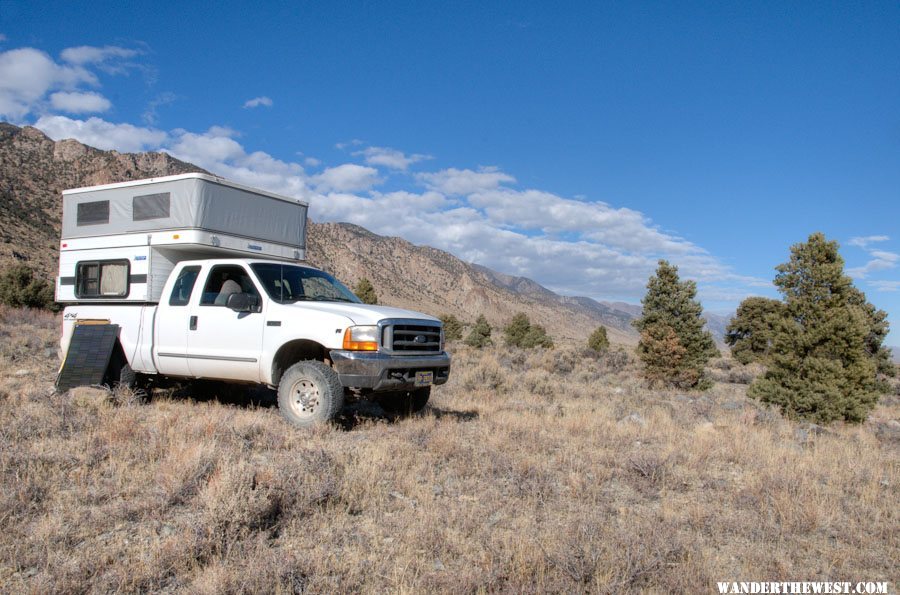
[186,263,265,381]
[154,264,201,377]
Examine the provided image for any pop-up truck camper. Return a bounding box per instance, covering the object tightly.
[56,173,450,427]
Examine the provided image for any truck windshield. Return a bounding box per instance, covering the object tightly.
[251,263,362,304]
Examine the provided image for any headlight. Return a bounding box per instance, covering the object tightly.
[342,325,379,351]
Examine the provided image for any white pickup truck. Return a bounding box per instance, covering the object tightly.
[61,258,450,426]
[55,174,450,427]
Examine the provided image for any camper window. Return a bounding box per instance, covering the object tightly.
[133,193,171,221]
[76,260,130,298]
[76,200,110,226]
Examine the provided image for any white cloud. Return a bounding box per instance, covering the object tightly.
[848,235,889,248]
[32,114,747,302]
[142,92,177,125]
[0,43,144,120]
[335,139,364,150]
[0,48,96,119]
[846,235,899,280]
[870,250,899,262]
[848,250,899,279]
[467,188,699,255]
[309,184,749,300]
[168,129,244,164]
[354,146,432,170]
[49,91,111,113]
[870,280,900,292]
[26,111,761,305]
[166,127,310,198]
[59,45,139,69]
[312,164,381,193]
[34,115,167,152]
[417,166,515,195]
[243,96,273,109]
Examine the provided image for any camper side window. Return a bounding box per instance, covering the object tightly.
[169,266,201,306]
[75,260,130,298]
[133,193,171,221]
[76,201,110,226]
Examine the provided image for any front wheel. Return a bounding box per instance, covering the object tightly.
[376,387,430,416]
[277,361,344,428]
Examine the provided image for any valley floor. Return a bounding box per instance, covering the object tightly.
[0,307,897,593]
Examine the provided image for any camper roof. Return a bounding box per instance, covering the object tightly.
[62,172,309,207]
[60,173,309,252]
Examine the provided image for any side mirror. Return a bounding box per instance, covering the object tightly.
[226,292,260,313]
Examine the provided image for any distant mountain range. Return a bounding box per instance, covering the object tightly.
[0,122,732,345]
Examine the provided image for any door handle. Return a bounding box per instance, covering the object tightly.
[189,316,198,330]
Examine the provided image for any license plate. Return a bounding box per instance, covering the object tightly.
[414,371,433,387]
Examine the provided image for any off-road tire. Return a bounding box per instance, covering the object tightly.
[376,386,431,416]
[111,363,151,404]
[277,360,344,428]
[106,342,138,390]
[118,364,136,389]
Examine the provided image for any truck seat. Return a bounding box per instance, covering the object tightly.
[214,279,242,305]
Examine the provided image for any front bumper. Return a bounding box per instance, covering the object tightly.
[330,350,451,391]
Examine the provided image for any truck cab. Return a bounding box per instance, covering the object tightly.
[157,259,448,406]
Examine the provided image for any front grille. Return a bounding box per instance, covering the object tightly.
[385,323,442,353]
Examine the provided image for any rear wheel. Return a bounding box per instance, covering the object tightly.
[112,363,150,404]
[277,361,344,428]
[376,387,431,416]
[118,364,136,389]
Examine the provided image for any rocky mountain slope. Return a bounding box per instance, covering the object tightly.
[0,123,203,279]
[0,122,730,344]
[306,223,635,343]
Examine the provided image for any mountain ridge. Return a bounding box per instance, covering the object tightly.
[0,122,730,344]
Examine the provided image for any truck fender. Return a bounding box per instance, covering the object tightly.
[269,339,329,386]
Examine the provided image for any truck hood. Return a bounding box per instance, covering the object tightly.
[285,302,439,326]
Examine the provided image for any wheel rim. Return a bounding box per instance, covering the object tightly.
[289,378,321,419]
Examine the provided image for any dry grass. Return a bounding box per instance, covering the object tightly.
[0,307,897,593]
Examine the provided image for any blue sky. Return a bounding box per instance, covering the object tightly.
[1,1,899,343]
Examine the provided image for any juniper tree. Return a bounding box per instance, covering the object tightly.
[725,297,783,365]
[748,233,892,423]
[0,264,55,310]
[633,260,717,388]
[848,286,896,388]
[464,314,493,348]
[504,313,531,347]
[587,326,610,353]
[522,324,553,349]
[439,313,464,342]
[353,277,378,305]
[504,312,553,349]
